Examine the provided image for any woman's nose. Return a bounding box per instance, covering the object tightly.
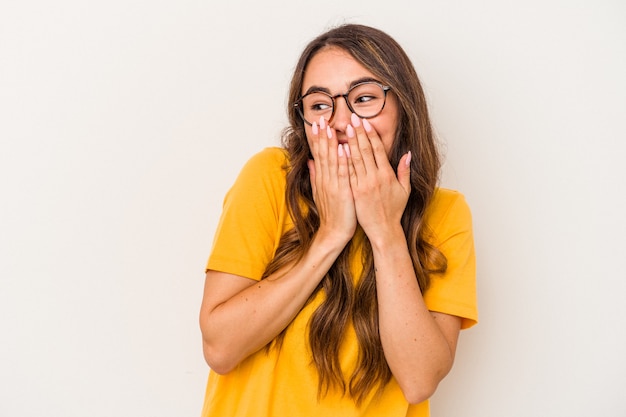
[329,96,352,133]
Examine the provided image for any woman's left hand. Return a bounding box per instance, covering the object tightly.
[345,113,412,242]
[345,114,462,404]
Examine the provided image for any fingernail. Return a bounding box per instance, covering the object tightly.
[405,151,412,167]
[338,144,344,157]
[347,124,355,138]
[319,116,326,130]
[312,122,318,135]
[362,119,372,133]
[343,143,351,158]
[326,126,332,139]
[350,113,361,127]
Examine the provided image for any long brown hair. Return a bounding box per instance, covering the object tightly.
[262,24,447,404]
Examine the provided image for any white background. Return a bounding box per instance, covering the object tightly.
[1,1,625,416]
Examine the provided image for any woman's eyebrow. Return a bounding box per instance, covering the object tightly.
[302,77,383,96]
[348,76,381,88]
[303,85,331,95]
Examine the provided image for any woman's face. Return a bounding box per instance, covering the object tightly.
[301,47,400,155]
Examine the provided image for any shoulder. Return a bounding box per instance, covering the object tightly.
[224,147,290,206]
[241,147,289,173]
[229,147,289,192]
[425,188,473,235]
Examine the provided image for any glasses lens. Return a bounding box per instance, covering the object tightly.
[348,83,386,118]
[300,92,334,125]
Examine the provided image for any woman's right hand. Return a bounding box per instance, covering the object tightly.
[202,125,357,372]
[307,117,357,245]
[200,122,359,373]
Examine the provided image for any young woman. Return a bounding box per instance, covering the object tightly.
[199,24,477,417]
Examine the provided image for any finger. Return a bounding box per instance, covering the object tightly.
[349,113,377,172]
[308,121,326,192]
[307,158,317,195]
[325,122,339,177]
[317,116,332,179]
[397,151,412,195]
[362,118,391,172]
[346,120,367,179]
[309,121,320,160]
[337,142,349,186]
[344,143,359,188]
[317,116,328,163]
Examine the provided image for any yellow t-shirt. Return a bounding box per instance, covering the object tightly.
[202,147,478,417]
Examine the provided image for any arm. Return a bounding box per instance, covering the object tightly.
[371,231,461,404]
[199,230,346,374]
[345,116,462,404]
[200,118,356,374]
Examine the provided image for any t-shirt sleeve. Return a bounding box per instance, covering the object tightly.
[422,190,478,329]
[205,147,288,280]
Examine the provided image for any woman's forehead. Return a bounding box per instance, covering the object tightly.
[302,47,376,93]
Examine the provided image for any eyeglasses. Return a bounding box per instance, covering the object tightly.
[294,81,391,126]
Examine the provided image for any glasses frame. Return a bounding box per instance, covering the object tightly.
[294,81,392,126]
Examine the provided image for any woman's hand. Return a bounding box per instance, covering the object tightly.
[343,114,460,403]
[344,113,411,244]
[307,116,357,245]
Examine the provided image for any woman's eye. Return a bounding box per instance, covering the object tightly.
[310,103,331,111]
[354,95,375,104]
